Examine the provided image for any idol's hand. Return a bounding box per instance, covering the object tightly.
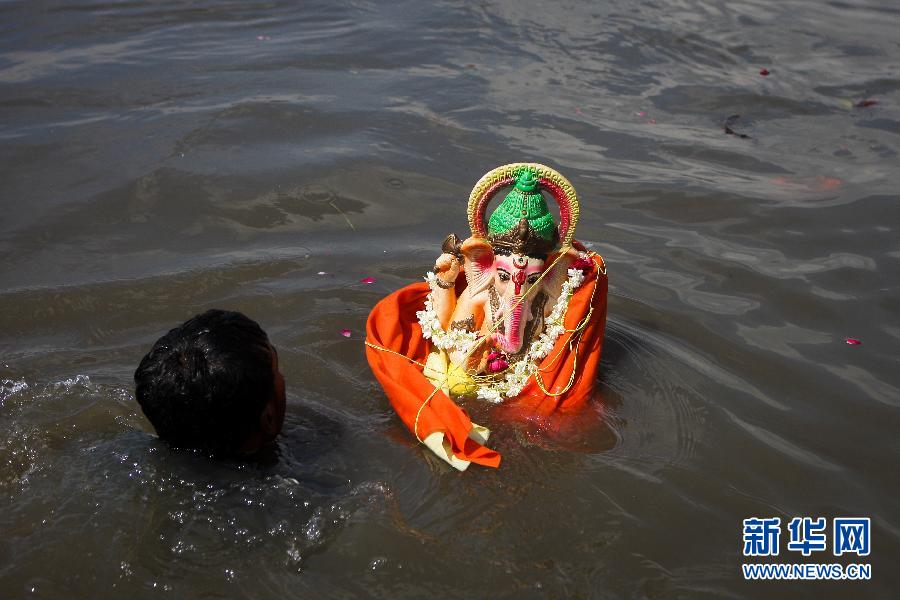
[434,253,460,288]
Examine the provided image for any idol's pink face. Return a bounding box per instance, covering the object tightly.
[489,254,546,354]
[493,254,545,299]
[458,237,551,356]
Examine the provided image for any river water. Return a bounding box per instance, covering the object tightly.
[1,1,898,597]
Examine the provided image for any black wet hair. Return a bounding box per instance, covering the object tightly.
[134,309,276,454]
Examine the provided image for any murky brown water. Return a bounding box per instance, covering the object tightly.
[2,1,899,597]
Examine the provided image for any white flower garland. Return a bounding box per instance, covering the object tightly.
[416,264,587,403]
[416,272,480,354]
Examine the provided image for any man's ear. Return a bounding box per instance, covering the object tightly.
[260,400,278,436]
[460,237,494,295]
[259,383,285,438]
[238,397,281,455]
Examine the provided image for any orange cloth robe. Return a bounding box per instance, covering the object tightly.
[365,254,607,468]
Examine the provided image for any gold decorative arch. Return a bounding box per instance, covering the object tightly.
[466,162,580,248]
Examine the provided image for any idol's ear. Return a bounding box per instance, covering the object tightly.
[542,246,580,297]
[460,236,495,295]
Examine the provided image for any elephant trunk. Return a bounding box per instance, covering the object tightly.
[495,296,528,355]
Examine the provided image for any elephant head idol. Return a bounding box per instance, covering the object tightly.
[417,163,603,403]
[366,162,608,469]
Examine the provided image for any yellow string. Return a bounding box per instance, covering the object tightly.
[532,255,603,396]
[412,386,442,442]
[457,246,572,372]
[364,341,427,368]
[365,340,448,443]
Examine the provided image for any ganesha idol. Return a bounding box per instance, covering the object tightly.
[366,163,608,470]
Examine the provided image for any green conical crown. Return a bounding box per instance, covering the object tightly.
[487,169,556,240]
